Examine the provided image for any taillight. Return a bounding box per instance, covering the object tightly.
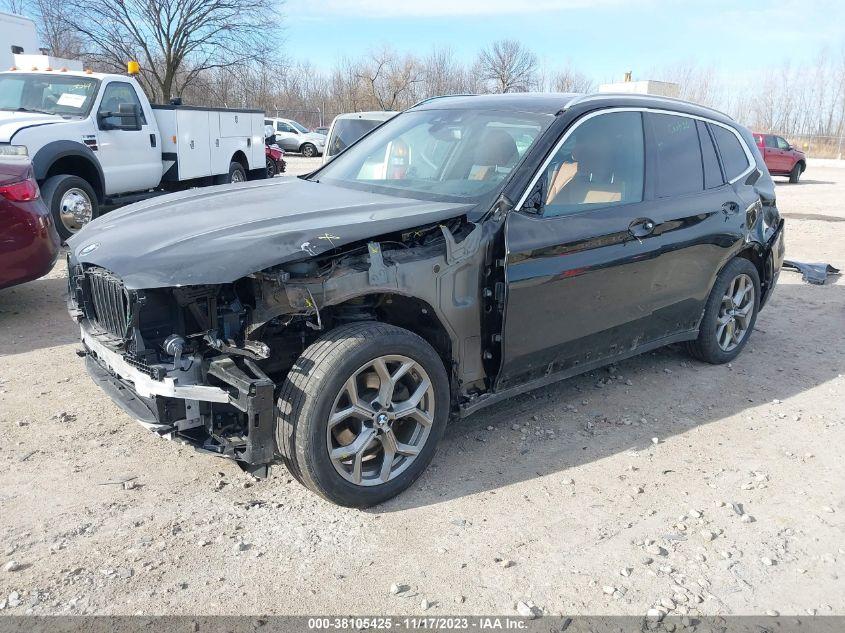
[0,178,40,201]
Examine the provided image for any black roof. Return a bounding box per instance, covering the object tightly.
[410,92,735,125]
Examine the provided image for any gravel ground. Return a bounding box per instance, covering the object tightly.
[0,162,843,617]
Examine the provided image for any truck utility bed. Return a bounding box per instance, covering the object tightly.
[152,105,265,181]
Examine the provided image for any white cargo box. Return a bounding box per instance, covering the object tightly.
[12,53,83,72]
[152,105,264,181]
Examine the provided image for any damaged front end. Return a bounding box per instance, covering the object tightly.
[66,212,492,476]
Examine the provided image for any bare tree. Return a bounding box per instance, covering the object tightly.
[64,0,280,102]
[476,39,537,93]
[356,47,421,111]
[1,0,28,14]
[551,64,594,93]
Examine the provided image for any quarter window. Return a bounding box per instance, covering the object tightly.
[648,113,703,197]
[697,120,723,189]
[711,124,751,181]
[543,111,644,217]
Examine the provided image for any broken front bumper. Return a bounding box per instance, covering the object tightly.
[79,324,277,473]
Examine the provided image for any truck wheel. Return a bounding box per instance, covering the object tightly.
[686,258,760,365]
[40,175,98,241]
[276,322,450,507]
[215,161,247,185]
[266,157,277,179]
[300,143,317,158]
[788,163,802,183]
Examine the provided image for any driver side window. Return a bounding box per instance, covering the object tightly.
[97,82,146,127]
[542,111,644,218]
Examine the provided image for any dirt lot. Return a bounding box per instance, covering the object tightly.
[1,161,843,617]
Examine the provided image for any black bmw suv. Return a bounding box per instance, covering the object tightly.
[67,92,785,507]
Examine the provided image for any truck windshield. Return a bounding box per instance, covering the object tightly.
[0,74,100,117]
[313,109,552,203]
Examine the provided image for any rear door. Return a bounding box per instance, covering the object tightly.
[639,113,747,338]
[764,135,784,172]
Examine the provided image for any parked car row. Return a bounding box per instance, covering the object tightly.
[65,92,784,507]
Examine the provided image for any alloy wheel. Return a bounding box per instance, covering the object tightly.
[716,273,755,352]
[326,355,434,487]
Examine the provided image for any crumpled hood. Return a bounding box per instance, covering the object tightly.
[68,177,473,289]
[0,110,65,143]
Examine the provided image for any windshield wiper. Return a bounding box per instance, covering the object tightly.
[14,107,56,116]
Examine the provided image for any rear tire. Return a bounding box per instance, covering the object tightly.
[41,174,99,242]
[300,143,317,158]
[276,322,449,507]
[686,258,760,364]
[215,161,247,185]
[789,162,802,183]
[266,157,277,179]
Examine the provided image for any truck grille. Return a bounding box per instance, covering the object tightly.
[85,267,131,340]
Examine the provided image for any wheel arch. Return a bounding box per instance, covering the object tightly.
[230,150,249,171]
[32,141,105,202]
[321,292,457,399]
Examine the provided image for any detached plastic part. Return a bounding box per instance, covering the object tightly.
[782,260,841,285]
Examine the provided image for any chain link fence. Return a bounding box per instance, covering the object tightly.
[772,133,845,159]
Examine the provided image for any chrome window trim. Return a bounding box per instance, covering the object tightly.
[514,106,756,211]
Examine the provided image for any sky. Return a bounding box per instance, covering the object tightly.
[283,0,845,83]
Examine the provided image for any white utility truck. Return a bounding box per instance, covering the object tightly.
[0,12,40,69]
[0,58,266,238]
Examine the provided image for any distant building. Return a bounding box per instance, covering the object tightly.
[599,73,680,98]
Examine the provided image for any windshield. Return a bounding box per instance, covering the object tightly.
[289,120,309,133]
[0,73,100,117]
[314,109,552,202]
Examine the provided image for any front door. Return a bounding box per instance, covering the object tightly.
[95,81,161,195]
[274,121,300,152]
[499,110,656,389]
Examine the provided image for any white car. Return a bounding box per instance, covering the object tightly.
[323,111,398,164]
[263,117,325,157]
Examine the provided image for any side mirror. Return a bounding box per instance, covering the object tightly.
[98,103,142,131]
[520,178,546,215]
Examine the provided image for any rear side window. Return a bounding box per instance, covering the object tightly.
[328,118,383,157]
[711,124,751,181]
[648,113,703,197]
[697,120,723,189]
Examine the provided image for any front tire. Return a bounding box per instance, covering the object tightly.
[276,322,449,507]
[266,157,277,179]
[789,162,802,183]
[686,258,760,364]
[300,142,317,158]
[40,174,99,241]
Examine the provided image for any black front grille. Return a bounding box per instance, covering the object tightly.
[85,267,131,340]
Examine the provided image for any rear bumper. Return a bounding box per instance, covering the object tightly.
[0,199,60,290]
[80,324,277,469]
[762,218,785,307]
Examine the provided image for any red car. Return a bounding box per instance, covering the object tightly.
[753,133,806,183]
[0,157,61,290]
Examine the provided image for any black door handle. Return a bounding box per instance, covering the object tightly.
[150,133,156,148]
[628,217,655,239]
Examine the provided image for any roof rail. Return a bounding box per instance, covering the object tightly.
[564,92,734,120]
[409,94,478,109]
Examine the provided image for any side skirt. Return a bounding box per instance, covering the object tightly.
[459,330,698,418]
